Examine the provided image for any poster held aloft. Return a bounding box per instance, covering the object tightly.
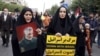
[16,22,38,53]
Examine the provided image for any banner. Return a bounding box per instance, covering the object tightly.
[46,35,77,56]
[16,22,38,53]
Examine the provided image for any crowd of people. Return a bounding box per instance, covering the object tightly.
[0,5,100,56]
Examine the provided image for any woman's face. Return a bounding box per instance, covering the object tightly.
[24,11,32,23]
[59,7,66,19]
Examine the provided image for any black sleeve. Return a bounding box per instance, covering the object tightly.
[47,19,56,35]
[11,25,21,56]
[0,15,2,30]
[9,16,12,29]
[68,25,76,36]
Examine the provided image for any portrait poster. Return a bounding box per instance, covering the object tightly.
[16,22,38,53]
[46,35,77,56]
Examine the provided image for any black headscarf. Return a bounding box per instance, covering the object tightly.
[17,7,34,26]
[33,11,42,27]
[52,6,71,23]
[48,6,73,35]
[73,15,85,33]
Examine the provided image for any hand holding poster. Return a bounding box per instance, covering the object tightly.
[16,22,38,53]
[46,35,77,56]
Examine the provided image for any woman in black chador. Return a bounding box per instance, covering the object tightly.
[73,16,86,56]
[11,7,43,56]
[47,6,74,39]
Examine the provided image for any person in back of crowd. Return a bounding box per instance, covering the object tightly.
[33,10,46,55]
[87,13,98,47]
[70,11,76,23]
[85,23,92,56]
[33,10,48,56]
[33,10,42,27]
[0,8,12,47]
[14,8,20,22]
[73,15,86,56]
[41,11,51,28]
[96,13,100,48]
[95,13,99,20]
[11,7,44,56]
[10,12,17,34]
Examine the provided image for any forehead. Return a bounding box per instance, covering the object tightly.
[4,8,8,11]
[25,11,32,14]
[59,7,66,11]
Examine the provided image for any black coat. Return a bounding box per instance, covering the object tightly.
[47,18,74,35]
[11,21,45,56]
[11,17,44,56]
[73,16,86,46]
[47,6,75,35]
[33,15,46,55]
[0,14,12,31]
[33,15,42,27]
[70,14,76,23]
[74,27,86,46]
[11,18,17,29]
[73,16,86,56]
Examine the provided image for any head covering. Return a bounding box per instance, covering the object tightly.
[73,15,85,32]
[48,6,72,35]
[53,6,70,21]
[61,3,68,9]
[17,7,33,26]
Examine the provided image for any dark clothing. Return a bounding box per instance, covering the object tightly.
[33,15,42,27]
[10,18,17,34]
[19,38,37,53]
[73,16,86,56]
[96,18,100,31]
[87,18,97,46]
[75,28,86,56]
[12,22,45,56]
[11,29,38,56]
[0,14,12,46]
[47,9,74,35]
[96,17,100,46]
[70,14,76,23]
[87,18,97,31]
[47,17,74,35]
[33,15,46,55]
[75,46,85,56]
[11,21,44,56]
[0,14,12,30]
[11,8,44,56]
[90,31,97,46]
[98,31,100,46]
[47,6,75,56]
[75,28,86,46]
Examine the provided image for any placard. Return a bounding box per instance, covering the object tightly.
[46,35,77,56]
[16,22,38,53]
